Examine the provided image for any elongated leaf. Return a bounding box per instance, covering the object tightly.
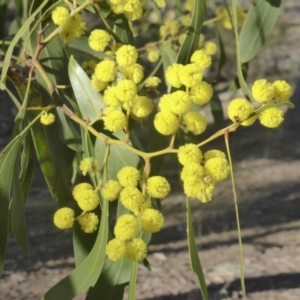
[42,199,108,300]
[11,164,29,254]
[86,258,131,300]
[176,0,207,65]
[0,0,48,89]
[128,261,138,300]
[239,0,281,63]
[69,56,103,122]
[186,197,208,300]
[0,134,26,276]
[113,15,135,45]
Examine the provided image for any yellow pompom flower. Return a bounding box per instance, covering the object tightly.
[114,214,139,241]
[101,180,122,201]
[147,48,160,63]
[190,81,213,105]
[144,76,161,88]
[103,110,127,132]
[94,60,117,83]
[106,238,126,261]
[52,6,69,25]
[228,98,257,126]
[272,80,292,102]
[125,5,143,21]
[183,180,205,198]
[196,182,215,203]
[115,80,137,102]
[117,166,140,187]
[154,111,180,135]
[79,157,98,176]
[178,33,187,45]
[125,238,147,261]
[205,157,230,182]
[53,207,75,229]
[165,63,184,88]
[146,176,170,199]
[88,29,111,52]
[168,91,192,115]
[180,163,205,182]
[190,50,212,70]
[131,96,154,118]
[158,94,172,112]
[203,41,218,56]
[182,112,207,135]
[123,63,144,84]
[59,15,85,42]
[103,86,121,107]
[72,183,99,212]
[77,212,99,233]
[154,0,166,8]
[185,0,194,11]
[179,63,203,88]
[252,79,274,103]
[120,187,144,213]
[168,19,180,36]
[178,143,202,166]
[116,45,138,67]
[40,112,55,125]
[258,107,284,128]
[204,149,226,161]
[141,208,164,233]
[90,74,107,92]
[181,14,191,27]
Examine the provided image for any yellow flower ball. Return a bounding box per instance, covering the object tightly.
[72,183,99,211]
[53,207,75,229]
[103,110,127,132]
[114,214,139,241]
[79,157,98,176]
[258,107,284,128]
[77,212,99,233]
[190,50,212,70]
[180,163,205,183]
[178,143,203,166]
[168,91,192,115]
[185,0,194,11]
[141,208,164,233]
[205,157,230,182]
[94,60,117,83]
[146,176,170,199]
[190,81,213,105]
[103,86,121,107]
[123,63,144,84]
[165,63,184,88]
[147,48,160,62]
[125,238,147,261]
[88,29,111,52]
[158,94,172,111]
[131,95,154,118]
[179,63,203,88]
[117,166,140,187]
[195,182,215,203]
[106,238,126,261]
[272,80,292,102]
[154,110,180,135]
[52,6,69,26]
[116,45,138,67]
[115,79,137,102]
[203,41,218,56]
[204,149,226,161]
[144,76,161,88]
[182,112,207,135]
[40,112,55,125]
[228,98,257,126]
[120,187,144,213]
[101,180,122,201]
[90,74,107,92]
[181,14,191,27]
[252,79,275,103]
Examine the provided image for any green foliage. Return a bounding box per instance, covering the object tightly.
[0,0,293,299]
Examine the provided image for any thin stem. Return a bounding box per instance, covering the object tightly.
[224,130,246,298]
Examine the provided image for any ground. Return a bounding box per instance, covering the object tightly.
[1,1,300,299]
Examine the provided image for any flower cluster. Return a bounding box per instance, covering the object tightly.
[227,79,292,129]
[178,144,230,203]
[101,166,169,262]
[215,5,247,30]
[51,6,86,42]
[40,112,55,125]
